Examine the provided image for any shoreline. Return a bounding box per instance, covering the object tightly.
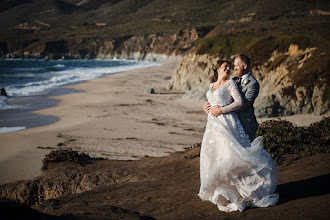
[0,59,327,185]
[0,89,69,132]
[0,60,206,184]
[0,59,161,132]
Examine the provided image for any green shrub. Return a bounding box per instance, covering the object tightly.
[256,117,330,164]
[195,36,256,57]
[42,149,91,171]
[306,117,330,148]
[195,33,329,67]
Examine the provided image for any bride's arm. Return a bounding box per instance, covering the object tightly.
[221,80,244,113]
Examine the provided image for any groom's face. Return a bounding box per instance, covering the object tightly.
[234,58,244,77]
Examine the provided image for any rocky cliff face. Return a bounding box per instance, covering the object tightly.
[169,45,329,117]
[168,53,219,100]
[97,28,199,61]
[0,161,139,207]
[0,28,200,61]
[254,45,329,117]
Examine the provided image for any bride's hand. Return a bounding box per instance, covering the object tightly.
[209,106,222,117]
[203,102,211,114]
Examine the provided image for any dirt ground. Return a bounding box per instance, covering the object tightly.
[1,146,329,220]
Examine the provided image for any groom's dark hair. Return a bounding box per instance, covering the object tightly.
[238,54,251,70]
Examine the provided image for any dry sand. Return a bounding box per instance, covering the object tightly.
[0,60,326,185]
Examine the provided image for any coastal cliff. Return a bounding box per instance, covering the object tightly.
[169,44,329,117]
[168,53,218,100]
[0,28,201,61]
[254,45,329,117]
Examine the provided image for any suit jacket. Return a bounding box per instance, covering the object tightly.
[232,74,259,141]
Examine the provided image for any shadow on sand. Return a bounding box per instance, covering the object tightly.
[277,173,330,204]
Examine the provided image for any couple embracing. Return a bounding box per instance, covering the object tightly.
[198,54,280,212]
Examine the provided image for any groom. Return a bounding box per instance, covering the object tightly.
[208,54,259,141]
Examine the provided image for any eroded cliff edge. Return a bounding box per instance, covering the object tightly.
[0,28,205,61]
[1,146,329,219]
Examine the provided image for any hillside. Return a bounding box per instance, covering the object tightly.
[0,0,329,116]
[0,0,329,57]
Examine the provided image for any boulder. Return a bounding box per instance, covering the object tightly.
[0,88,7,97]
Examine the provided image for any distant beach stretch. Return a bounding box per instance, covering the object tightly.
[0,59,159,132]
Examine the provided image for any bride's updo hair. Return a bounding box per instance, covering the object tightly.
[210,60,231,82]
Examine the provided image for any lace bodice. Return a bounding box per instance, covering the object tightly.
[206,80,243,113]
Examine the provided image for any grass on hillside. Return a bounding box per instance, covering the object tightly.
[2,0,329,42]
[195,33,329,64]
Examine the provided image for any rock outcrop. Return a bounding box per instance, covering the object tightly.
[0,161,140,207]
[1,145,329,219]
[0,28,201,61]
[254,45,329,117]
[0,88,7,97]
[97,28,199,61]
[168,53,219,100]
[169,45,329,117]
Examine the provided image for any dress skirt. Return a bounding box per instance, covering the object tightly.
[198,113,280,212]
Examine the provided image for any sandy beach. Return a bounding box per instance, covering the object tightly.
[0,60,207,184]
[0,60,327,185]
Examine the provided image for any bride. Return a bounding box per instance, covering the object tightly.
[198,60,280,212]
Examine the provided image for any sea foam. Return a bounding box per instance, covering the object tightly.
[0,126,26,133]
[4,61,159,97]
[0,96,15,110]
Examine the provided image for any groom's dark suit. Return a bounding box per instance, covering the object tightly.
[233,74,259,141]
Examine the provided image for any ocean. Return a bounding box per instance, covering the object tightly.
[0,59,159,133]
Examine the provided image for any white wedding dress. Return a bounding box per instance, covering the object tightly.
[198,79,280,212]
